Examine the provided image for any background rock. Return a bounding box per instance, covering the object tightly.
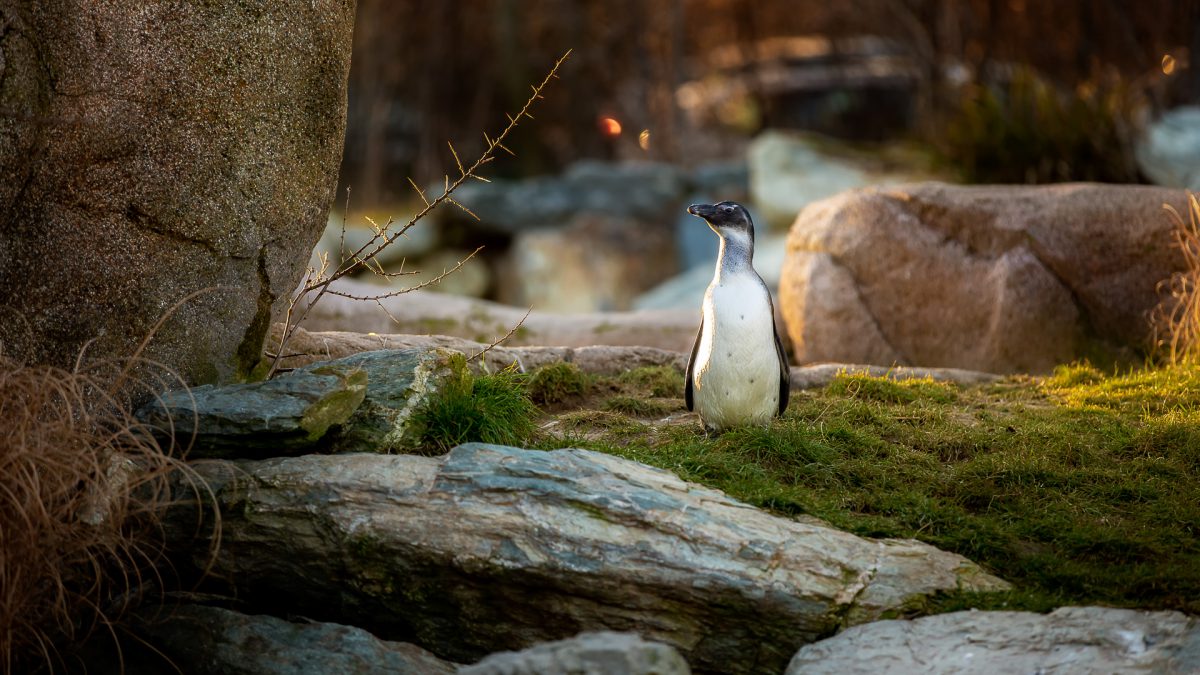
[442,160,687,236]
[460,632,691,675]
[748,131,935,231]
[1136,106,1200,191]
[309,214,439,279]
[294,279,698,351]
[634,235,787,311]
[780,183,1191,373]
[786,606,1200,675]
[498,214,677,311]
[135,605,459,675]
[267,327,999,389]
[165,444,1009,675]
[0,1,355,384]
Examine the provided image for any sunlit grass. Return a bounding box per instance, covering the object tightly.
[523,364,1200,615]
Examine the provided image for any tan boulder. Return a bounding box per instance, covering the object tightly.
[780,183,1190,373]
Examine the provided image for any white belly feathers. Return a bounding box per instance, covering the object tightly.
[692,275,780,430]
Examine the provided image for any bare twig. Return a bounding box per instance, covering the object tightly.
[469,306,533,363]
[266,50,571,378]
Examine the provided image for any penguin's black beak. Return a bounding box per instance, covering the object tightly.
[687,204,716,219]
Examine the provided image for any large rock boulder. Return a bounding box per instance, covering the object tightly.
[0,1,355,383]
[786,606,1200,674]
[779,183,1191,373]
[165,443,1010,674]
[138,348,457,457]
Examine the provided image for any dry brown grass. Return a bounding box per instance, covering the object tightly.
[0,353,209,674]
[1153,193,1200,365]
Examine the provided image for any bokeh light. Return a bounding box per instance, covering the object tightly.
[599,117,622,137]
[1163,54,1177,75]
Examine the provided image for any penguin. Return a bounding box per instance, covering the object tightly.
[684,201,789,433]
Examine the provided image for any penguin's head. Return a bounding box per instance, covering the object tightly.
[687,201,755,244]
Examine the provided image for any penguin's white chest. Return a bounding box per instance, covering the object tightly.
[692,274,780,430]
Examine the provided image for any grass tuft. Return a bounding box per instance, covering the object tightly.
[1153,192,1200,365]
[525,362,588,407]
[412,356,538,453]
[826,372,958,404]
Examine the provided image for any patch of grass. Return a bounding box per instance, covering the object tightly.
[617,366,683,398]
[603,395,673,417]
[1044,362,1200,415]
[826,373,958,405]
[556,410,648,436]
[538,367,1200,614]
[412,356,538,453]
[525,362,588,407]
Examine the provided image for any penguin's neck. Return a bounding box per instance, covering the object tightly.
[713,231,754,283]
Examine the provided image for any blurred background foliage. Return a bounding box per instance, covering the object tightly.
[340,0,1199,207]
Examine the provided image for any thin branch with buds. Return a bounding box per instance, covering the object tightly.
[266,50,570,378]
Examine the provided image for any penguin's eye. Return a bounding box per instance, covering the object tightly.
[721,205,733,213]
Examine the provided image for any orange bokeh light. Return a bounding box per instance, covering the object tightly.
[599,117,622,137]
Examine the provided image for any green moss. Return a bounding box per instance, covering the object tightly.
[410,357,537,454]
[525,362,589,406]
[298,367,368,441]
[535,367,1200,615]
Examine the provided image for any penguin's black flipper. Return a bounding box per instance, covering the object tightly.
[770,297,790,416]
[685,320,703,412]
